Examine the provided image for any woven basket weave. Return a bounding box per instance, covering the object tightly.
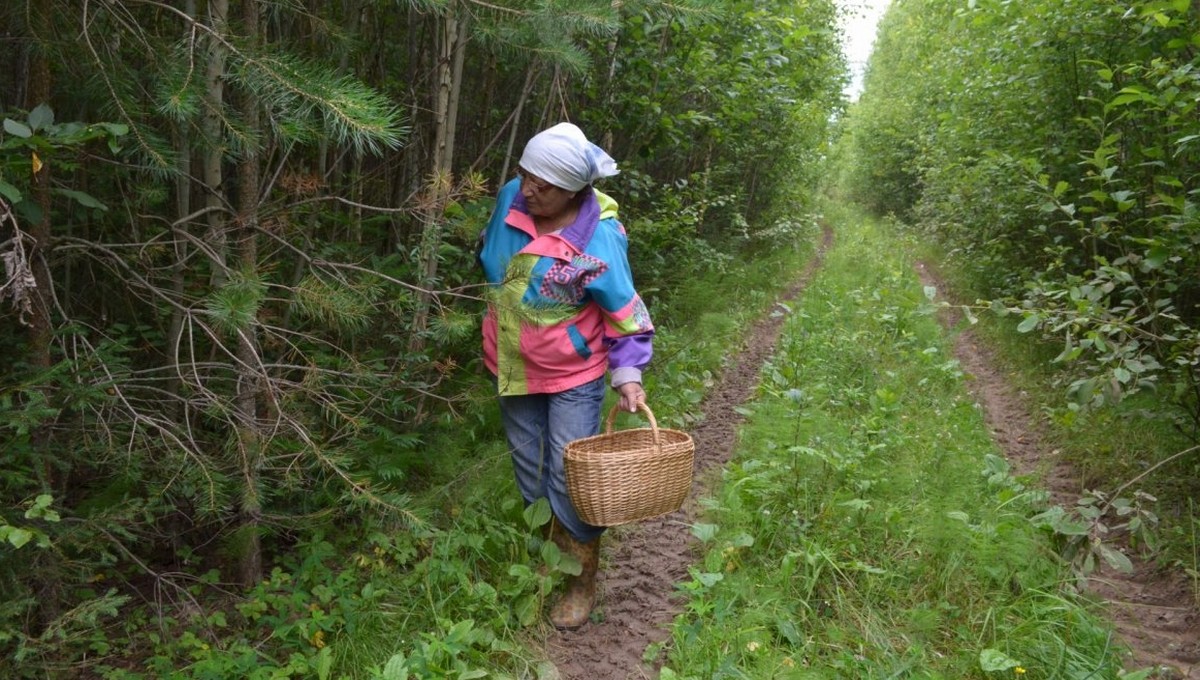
[564,403,695,527]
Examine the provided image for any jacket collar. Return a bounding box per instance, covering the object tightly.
[511,187,599,255]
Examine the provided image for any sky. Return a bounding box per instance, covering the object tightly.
[837,0,892,100]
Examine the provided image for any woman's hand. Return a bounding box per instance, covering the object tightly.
[616,382,646,413]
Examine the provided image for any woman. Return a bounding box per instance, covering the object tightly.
[478,122,654,629]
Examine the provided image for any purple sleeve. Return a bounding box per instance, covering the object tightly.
[605,331,654,386]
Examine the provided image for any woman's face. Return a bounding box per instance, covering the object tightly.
[519,168,576,220]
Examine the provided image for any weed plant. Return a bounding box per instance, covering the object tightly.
[660,212,1126,678]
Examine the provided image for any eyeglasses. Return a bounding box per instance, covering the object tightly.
[517,168,554,193]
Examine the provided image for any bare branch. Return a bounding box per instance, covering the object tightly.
[0,199,37,325]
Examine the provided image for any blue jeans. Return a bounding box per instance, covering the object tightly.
[498,375,606,543]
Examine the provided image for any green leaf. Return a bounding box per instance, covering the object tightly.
[1097,544,1133,573]
[6,527,34,549]
[558,552,582,576]
[540,540,562,567]
[1144,246,1169,269]
[514,594,538,627]
[1070,378,1097,406]
[54,188,108,211]
[923,285,937,301]
[728,532,754,548]
[381,653,409,680]
[99,122,130,137]
[4,118,33,138]
[28,104,54,132]
[315,646,333,680]
[775,618,802,646]
[690,523,719,542]
[840,498,871,511]
[979,648,1021,672]
[446,618,476,642]
[0,179,21,203]
[1016,314,1040,333]
[1030,507,1090,536]
[523,498,552,530]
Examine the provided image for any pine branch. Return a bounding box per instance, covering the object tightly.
[228,50,409,156]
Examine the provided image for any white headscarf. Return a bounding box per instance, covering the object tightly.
[518,122,619,192]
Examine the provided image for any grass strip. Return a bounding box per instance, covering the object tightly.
[660,209,1126,679]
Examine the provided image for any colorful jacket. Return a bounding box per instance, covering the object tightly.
[479,178,654,396]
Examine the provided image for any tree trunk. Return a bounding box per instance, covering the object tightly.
[410,4,468,353]
[350,150,364,244]
[430,8,457,184]
[444,12,468,179]
[21,0,61,629]
[166,0,197,415]
[203,0,230,288]
[24,0,55,492]
[601,0,622,151]
[235,0,264,589]
[501,64,538,183]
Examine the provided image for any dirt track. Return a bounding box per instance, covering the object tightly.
[916,261,1200,679]
[542,231,1198,679]
[545,227,834,679]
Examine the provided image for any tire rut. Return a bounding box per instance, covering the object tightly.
[915,261,1200,679]
[545,226,834,679]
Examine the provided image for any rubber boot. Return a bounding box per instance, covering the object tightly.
[549,533,600,629]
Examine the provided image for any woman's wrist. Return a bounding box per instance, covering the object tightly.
[610,366,643,388]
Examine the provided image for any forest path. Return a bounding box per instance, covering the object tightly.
[543,229,1198,679]
[915,261,1200,679]
[545,226,835,680]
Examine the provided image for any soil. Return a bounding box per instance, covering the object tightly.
[914,261,1200,679]
[541,235,1199,679]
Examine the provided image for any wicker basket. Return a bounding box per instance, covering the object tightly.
[564,403,695,527]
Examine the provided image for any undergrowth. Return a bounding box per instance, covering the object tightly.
[46,218,820,678]
[659,208,1133,678]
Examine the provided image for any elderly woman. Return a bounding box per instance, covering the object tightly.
[478,123,654,629]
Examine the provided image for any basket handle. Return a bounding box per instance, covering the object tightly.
[604,401,660,446]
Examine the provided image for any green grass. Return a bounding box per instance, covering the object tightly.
[660,208,1126,679]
